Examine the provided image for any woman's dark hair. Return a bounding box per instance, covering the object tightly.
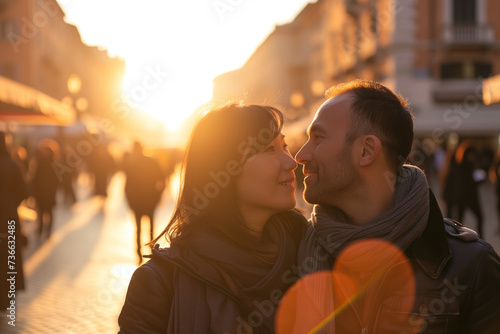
[150,102,285,246]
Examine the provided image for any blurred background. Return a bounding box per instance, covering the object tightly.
[1,0,500,332]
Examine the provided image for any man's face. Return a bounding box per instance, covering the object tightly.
[295,94,361,206]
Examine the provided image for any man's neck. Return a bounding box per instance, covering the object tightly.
[339,176,395,226]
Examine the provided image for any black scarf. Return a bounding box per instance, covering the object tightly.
[155,210,305,333]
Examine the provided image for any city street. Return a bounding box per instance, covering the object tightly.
[1,172,176,333]
[2,170,500,333]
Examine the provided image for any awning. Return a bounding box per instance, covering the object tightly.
[0,75,76,125]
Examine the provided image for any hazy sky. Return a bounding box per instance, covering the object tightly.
[57,0,312,131]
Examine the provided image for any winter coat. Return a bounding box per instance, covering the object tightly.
[313,191,500,333]
[118,211,307,334]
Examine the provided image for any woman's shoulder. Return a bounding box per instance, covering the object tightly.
[274,209,308,240]
[278,209,308,225]
[135,254,175,289]
[119,250,175,333]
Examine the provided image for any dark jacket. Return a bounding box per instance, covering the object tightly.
[408,192,500,333]
[331,191,500,333]
[118,212,306,334]
[0,154,29,310]
[124,153,165,215]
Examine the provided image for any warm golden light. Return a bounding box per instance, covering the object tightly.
[58,1,312,134]
[75,97,89,112]
[67,74,82,94]
[311,80,325,97]
[290,91,305,108]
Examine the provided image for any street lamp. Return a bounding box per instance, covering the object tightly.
[63,74,88,120]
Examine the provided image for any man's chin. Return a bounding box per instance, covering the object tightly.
[303,189,319,205]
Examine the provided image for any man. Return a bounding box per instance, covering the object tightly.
[286,80,500,333]
[124,141,165,264]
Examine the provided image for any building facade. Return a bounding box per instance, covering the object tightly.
[0,0,125,123]
[212,0,500,155]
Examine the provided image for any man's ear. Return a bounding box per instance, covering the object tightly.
[358,135,382,167]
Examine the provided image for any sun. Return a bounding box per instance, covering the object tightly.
[121,63,212,132]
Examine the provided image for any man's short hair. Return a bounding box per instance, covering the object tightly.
[325,80,414,171]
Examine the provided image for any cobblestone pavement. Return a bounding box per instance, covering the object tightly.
[1,172,175,333]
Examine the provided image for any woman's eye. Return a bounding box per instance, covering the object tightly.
[264,145,275,152]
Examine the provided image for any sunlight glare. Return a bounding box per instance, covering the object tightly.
[58,0,313,134]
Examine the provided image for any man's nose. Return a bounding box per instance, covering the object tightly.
[295,143,311,165]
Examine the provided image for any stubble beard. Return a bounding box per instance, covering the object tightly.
[303,144,359,206]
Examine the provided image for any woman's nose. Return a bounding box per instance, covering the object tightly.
[283,152,298,170]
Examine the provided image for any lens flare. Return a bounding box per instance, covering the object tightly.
[276,239,417,333]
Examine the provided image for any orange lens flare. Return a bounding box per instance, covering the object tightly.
[276,239,417,334]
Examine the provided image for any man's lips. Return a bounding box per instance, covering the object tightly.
[303,169,317,177]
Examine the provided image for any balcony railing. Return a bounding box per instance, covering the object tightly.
[432,79,482,103]
[442,24,494,46]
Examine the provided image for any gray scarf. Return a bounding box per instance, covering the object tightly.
[284,165,430,333]
[298,164,430,275]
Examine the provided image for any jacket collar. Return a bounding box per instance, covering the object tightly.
[409,189,452,279]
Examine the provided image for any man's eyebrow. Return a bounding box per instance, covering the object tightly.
[307,124,326,136]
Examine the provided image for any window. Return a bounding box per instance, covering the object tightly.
[440,61,492,79]
[453,0,476,25]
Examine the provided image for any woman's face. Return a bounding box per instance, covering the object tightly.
[236,133,297,217]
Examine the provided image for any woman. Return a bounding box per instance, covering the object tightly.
[0,132,29,311]
[31,139,60,237]
[118,103,307,333]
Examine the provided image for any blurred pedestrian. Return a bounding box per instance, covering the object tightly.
[56,130,77,205]
[31,139,60,237]
[442,145,461,219]
[455,141,484,236]
[87,143,116,197]
[0,132,29,311]
[123,141,165,262]
[60,159,77,205]
[11,145,29,180]
[491,147,500,234]
[118,104,306,333]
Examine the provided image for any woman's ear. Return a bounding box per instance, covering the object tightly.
[359,135,382,167]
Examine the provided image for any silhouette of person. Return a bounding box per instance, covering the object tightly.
[442,146,461,219]
[455,142,484,236]
[0,132,29,311]
[124,141,165,263]
[31,139,60,237]
[56,130,77,205]
[87,143,116,197]
[60,155,77,205]
[490,147,500,235]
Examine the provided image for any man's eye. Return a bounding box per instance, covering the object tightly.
[313,135,323,143]
[283,144,289,150]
